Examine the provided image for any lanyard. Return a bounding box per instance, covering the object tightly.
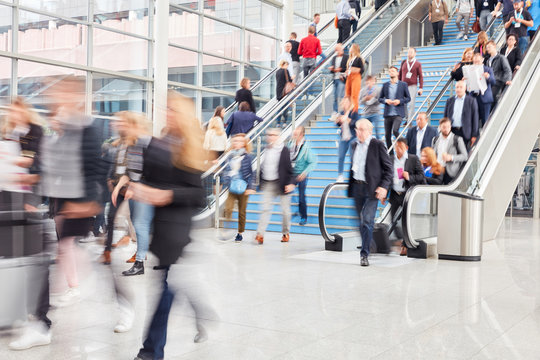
[515,10,523,19]
[434,0,441,9]
[407,58,416,73]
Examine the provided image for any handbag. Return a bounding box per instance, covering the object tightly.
[334,15,339,28]
[472,20,481,33]
[282,70,295,97]
[229,177,248,195]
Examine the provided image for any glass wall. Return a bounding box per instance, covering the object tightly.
[0,0,285,127]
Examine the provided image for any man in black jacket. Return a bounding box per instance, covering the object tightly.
[255,128,296,245]
[287,32,301,81]
[389,138,425,256]
[444,80,479,150]
[347,119,393,266]
[405,112,438,157]
[349,0,362,32]
[486,40,513,103]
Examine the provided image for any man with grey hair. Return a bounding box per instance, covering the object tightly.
[347,119,393,266]
[255,128,296,244]
[278,42,294,78]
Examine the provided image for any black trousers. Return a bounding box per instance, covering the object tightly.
[36,259,51,328]
[389,190,405,244]
[105,194,125,252]
[451,127,471,151]
[337,19,352,44]
[384,115,402,150]
[432,21,444,45]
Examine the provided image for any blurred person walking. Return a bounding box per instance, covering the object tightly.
[287,32,301,81]
[131,91,215,360]
[336,0,352,44]
[204,115,227,159]
[329,43,348,114]
[359,75,382,139]
[429,0,449,45]
[398,47,424,120]
[345,43,365,113]
[334,96,358,183]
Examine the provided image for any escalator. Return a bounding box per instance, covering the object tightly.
[402,34,540,252]
[195,0,430,227]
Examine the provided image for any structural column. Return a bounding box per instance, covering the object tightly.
[153,0,169,135]
[282,0,294,43]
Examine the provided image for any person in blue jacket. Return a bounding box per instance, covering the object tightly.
[288,126,317,226]
[225,101,263,137]
[469,52,496,127]
[222,133,255,242]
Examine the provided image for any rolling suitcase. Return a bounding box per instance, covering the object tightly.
[371,206,402,254]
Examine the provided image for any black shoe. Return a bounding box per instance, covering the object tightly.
[299,218,307,226]
[360,256,369,267]
[234,233,243,242]
[153,265,169,271]
[122,261,144,276]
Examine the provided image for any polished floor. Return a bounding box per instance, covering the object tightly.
[2,217,540,359]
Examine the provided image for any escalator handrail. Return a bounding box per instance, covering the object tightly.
[319,15,503,244]
[401,17,522,249]
[221,17,336,116]
[318,183,350,243]
[201,0,412,180]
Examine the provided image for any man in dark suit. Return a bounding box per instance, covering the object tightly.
[379,66,411,150]
[389,138,425,256]
[443,80,479,150]
[405,112,438,157]
[347,119,393,266]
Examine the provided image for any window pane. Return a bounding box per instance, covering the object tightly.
[19,0,88,21]
[0,57,10,105]
[18,11,88,65]
[169,7,199,50]
[203,0,241,25]
[292,15,309,39]
[202,54,239,92]
[202,18,241,59]
[245,31,276,68]
[245,0,277,36]
[0,5,11,51]
[93,28,148,76]
[244,64,274,101]
[168,85,196,103]
[168,46,197,85]
[18,61,86,110]
[170,1,199,11]
[294,0,311,18]
[93,73,147,116]
[93,0,149,37]
[202,90,234,122]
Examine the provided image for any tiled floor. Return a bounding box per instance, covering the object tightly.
[2,217,540,359]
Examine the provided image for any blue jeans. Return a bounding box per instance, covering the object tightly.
[138,267,174,360]
[352,182,379,258]
[333,79,346,113]
[296,177,308,220]
[338,137,354,175]
[518,36,529,56]
[130,200,155,262]
[363,113,382,139]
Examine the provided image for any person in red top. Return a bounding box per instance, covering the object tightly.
[298,26,322,77]
[398,47,424,120]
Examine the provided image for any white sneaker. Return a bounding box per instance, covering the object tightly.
[463,34,469,40]
[54,287,81,307]
[337,175,345,183]
[114,306,134,333]
[78,232,96,243]
[9,321,51,350]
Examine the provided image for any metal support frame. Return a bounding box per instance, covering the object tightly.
[407,18,411,48]
[292,102,297,130]
[388,35,393,66]
[535,136,540,218]
[152,0,169,135]
[321,76,326,115]
[214,175,220,228]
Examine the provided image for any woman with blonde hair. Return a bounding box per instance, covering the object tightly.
[345,43,365,113]
[221,133,255,242]
[129,91,214,359]
[421,147,444,185]
[235,77,256,112]
[451,47,474,81]
[473,31,489,59]
[204,114,227,158]
[102,111,150,267]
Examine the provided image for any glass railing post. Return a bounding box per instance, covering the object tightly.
[214,175,220,229]
[321,77,327,115]
[421,22,424,46]
[292,102,297,130]
[388,35,393,66]
[256,137,262,186]
[407,18,411,48]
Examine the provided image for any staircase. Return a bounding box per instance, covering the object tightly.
[222,14,501,236]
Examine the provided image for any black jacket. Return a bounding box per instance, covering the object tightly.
[347,138,393,198]
[276,68,293,101]
[486,54,512,83]
[235,88,256,113]
[332,54,349,81]
[287,39,300,62]
[499,45,523,73]
[349,0,361,17]
[143,138,205,266]
[475,0,496,18]
[405,125,438,156]
[444,95,479,140]
[378,81,411,118]
[392,154,426,191]
[260,146,295,194]
[450,61,473,81]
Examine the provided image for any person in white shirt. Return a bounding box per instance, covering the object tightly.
[278,42,294,79]
[255,128,296,245]
[456,0,474,40]
[431,117,468,184]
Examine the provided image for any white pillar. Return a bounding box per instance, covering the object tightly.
[282,0,294,43]
[153,0,169,136]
